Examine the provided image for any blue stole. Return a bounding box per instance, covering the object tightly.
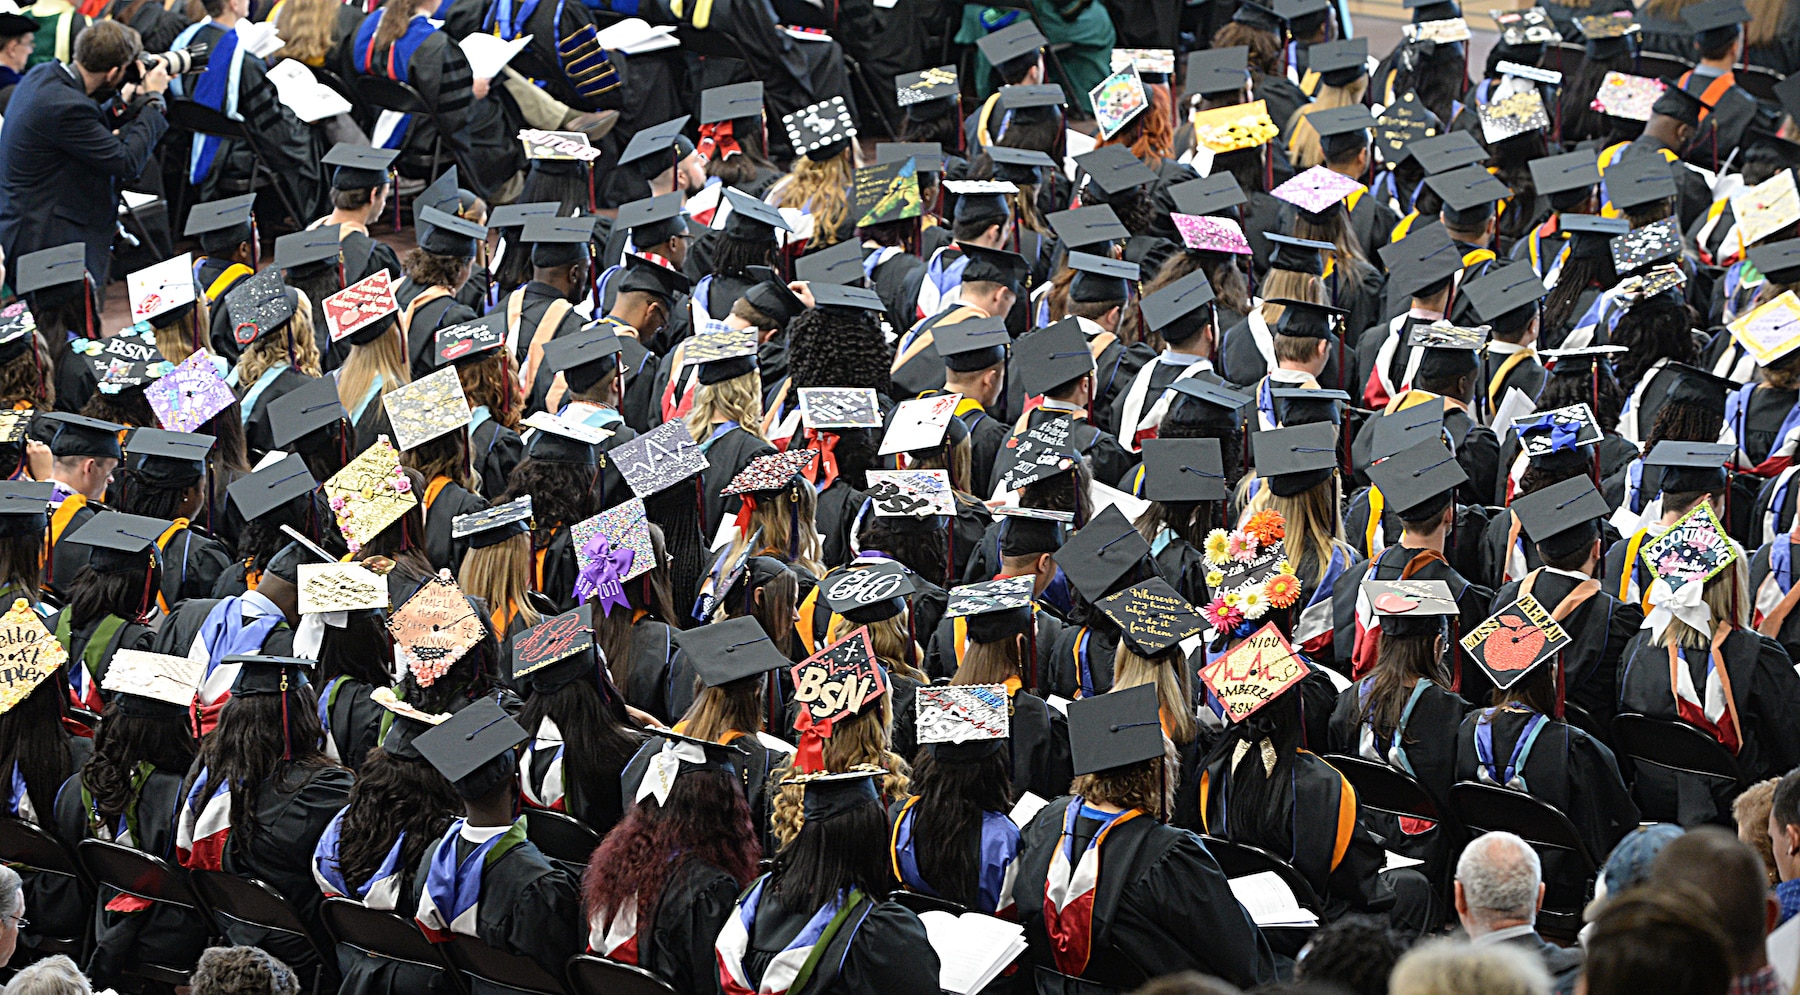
[892,801,1020,914]
[1474,708,1547,791]
[485,0,544,41]
[237,364,289,424]
[354,12,437,148]
[314,810,406,902]
[171,21,245,183]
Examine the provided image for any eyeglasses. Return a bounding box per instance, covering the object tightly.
[6,915,27,930]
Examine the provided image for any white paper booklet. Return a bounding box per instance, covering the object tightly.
[917,909,1029,995]
[595,18,678,54]
[234,20,285,59]
[458,33,531,79]
[1227,871,1319,927]
[266,60,352,123]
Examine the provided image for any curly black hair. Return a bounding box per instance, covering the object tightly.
[1294,914,1409,995]
[788,307,893,395]
[708,234,778,282]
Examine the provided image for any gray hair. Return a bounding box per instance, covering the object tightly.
[0,864,22,921]
[190,945,300,995]
[2,956,91,995]
[1456,831,1542,928]
[1390,939,1552,995]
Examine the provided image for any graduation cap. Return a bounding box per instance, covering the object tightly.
[268,375,347,450]
[1168,173,1247,216]
[416,166,463,216]
[1052,505,1151,603]
[1089,66,1149,139]
[522,214,595,269]
[1732,169,1800,248]
[1139,436,1227,502]
[1046,205,1129,251]
[1410,131,1487,175]
[1015,318,1094,396]
[1065,682,1161,776]
[452,495,533,549]
[1647,84,1707,131]
[916,685,1010,761]
[809,282,886,313]
[100,649,204,715]
[699,81,763,125]
[388,576,486,684]
[617,115,693,168]
[1137,270,1215,345]
[616,251,691,301]
[612,419,708,497]
[676,615,790,688]
[1748,238,1800,287]
[433,312,510,370]
[742,266,805,326]
[522,410,608,466]
[1096,578,1203,658]
[125,427,213,484]
[819,561,918,625]
[957,244,1031,295]
[1271,165,1365,217]
[1367,437,1468,518]
[1515,403,1603,459]
[1251,421,1338,496]
[1638,500,1739,591]
[38,411,123,460]
[1231,0,1283,31]
[1271,297,1346,339]
[510,604,598,692]
[1367,397,1447,462]
[273,227,340,272]
[1605,154,1679,212]
[880,395,960,456]
[997,84,1065,110]
[322,143,398,190]
[721,187,794,240]
[1374,94,1440,170]
[796,387,884,429]
[1188,100,1279,153]
[225,655,314,698]
[1557,214,1629,264]
[222,270,297,348]
[1494,6,1560,45]
[184,194,256,249]
[1531,149,1601,202]
[65,510,168,573]
[1427,164,1513,225]
[1362,578,1459,639]
[790,769,886,821]
[1459,262,1545,334]
[1076,145,1158,197]
[976,18,1046,68]
[1460,594,1571,690]
[721,449,816,496]
[1309,37,1368,87]
[383,366,469,451]
[997,415,1080,491]
[324,441,417,549]
[1477,88,1551,145]
[1266,233,1334,276]
[612,193,687,251]
[1379,223,1463,299]
[933,316,1010,373]
[13,243,86,295]
[1645,438,1733,492]
[535,322,620,391]
[782,97,857,160]
[853,158,926,228]
[1184,45,1249,98]
[684,327,759,386]
[1609,217,1682,272]
[793,238,865,286]
[878,142,947,175]
[1684,0,1749,48]
[415,205,487,258]
[1168,377,1253,426]
[0,482,49,539]
[412,696,529,796]
[1067,251,1138,304]
[944,576,1036,643]
[0,302,31,367]
[894,66,958,107]
[1511,474,1609,560]
[1172,213,1252,254]
[1310,103,1378,159]
[486,201,560,229]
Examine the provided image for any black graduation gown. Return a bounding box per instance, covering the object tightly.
[4,736,88,963]
[52,765,209,987]
[156,522,233,608]
[731,884,940,995]
[490,282,584,414]
[412,829,583,988]
[1012,797,1277,992]
[215,763,356,971]
[1453,708,1637,904]
[620,617,696,725]
[1348,403,1498,511]
[1731,385,1799,468]
[1349,191,1400,266]
[242,368,318,459]
[1486,571,1642,731]
[1332,545,1495,685]
[1045,622,1118,700]
[1009,408,1132,499]
[870,250,926,338]
[1341,492,1490,593]
[815,482,867,571]
[631,856,740,995]
[1751,539,1800,665]
[422,478,487,573]
[617,334,662,434]
[1218,319,1352,396]
[173,22,323,218]
[1328,678,1467,874]
[1617,627,1800,825]
[533,526,581,615]
[698,426,777,539]
[320,676,386,773]
[471,416,525,501]
[402,291,478,380]
[45,496,102,602]
[1482,349,1548,407]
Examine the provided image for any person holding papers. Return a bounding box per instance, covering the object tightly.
[1014,685,1276,991]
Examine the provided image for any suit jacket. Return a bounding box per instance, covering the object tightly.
[0,61,167,286]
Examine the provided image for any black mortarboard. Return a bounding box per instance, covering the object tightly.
[1015,318,1094,396]
[1562,214,1631,263]
[819,560,917,624]
[1266,233,1334,276]
[413,696,529,797]
[935,316,1010,371]
[523,214,595,269]
[415,205,486,257]
[894,67,958,107]
[222,270,297,348]
[615,250,692,300]
[1645,439,1732,492]
[615,193,687,249]
[1651,83,1707,128]
[269,375,347,449]
[1511,475,1608,559]
[1138,271,1215,343]
[538,323,621,392]
[1378,224,1462,298]
[1096,578,1204,657]
[453,495,532,549]
[1663,363,1734,416]
[742,266,805,326]
[1067,683,1162,775]
[679,616,789,687]
[524,412,605,467]
[1375,95,1440,169]
[185,194,256,250]
[1067,251,1138,303]
[1232,0,1283,32]
[997,84,1065,110]
[13,243,85,294]
[1605,154,1679,210]
[1272,297,1346,339]
[126,427,212,484]
[946,180,1014,225]
[794,769,885,822]
[1268,387,1349,429]
[1531,149,1601,200]
[1749,238,1800,285]
[1140,437,1227,502]
[1460,262,1546,334]
[1185,46,1249,98]
[1276,0,1329,19]
[976,19,1046,67]
[700,82,763,124]
[1052,505,1150,603]
[996,416,1079,491]
[878,142,947,175]
[226,655,313,697]
[486,201,560,229]
[618,115,693,167]
[1309,104,1378,160]
[1168,378,1252,423]
[782,98,856,161]
[1363,578,1459,639]
[38,412,123,459]
[0,482,48,538]
[434,312,509,369]
[1046,205,1129,251]
[65,511,167,573]
[722,187,794,240]
[1167,173,1246,216]
[322,144,398,190]
[227,453,315,521]
[1309,38,1368,87]
[1428,164,1513,224]
[1610,217,1682,271]
[274,227,340,271]
[1410,131,1487,175]
[958,243,1031,294]
[809,282,887,312]
[1251,421,1338,496]
[1368,397,1446,461]
[794,238,865,286]
[1684,0,1748,47]
[416,166,461,215]
[998,511,1069,556]
[1367,437,1468,517]
[1075,145,1158,195]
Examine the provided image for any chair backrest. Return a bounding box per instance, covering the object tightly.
[1447,782,1595,870]
[320,898,446,968]
[1198,835,1324,912]
[1637,53,1697,82]
[446,934,569,995]
[566,955,678,995]
[165,99,245,138]
[887,890,969,918]
[351,75,431,115]
[191,869,337,976]
[0,818,86,884]
[525,810,602,867]
[1737,65,1782,103]
[1611,713,1742,783]
[1321,754,1443,823]
[674,24,751,63]
[75,838,204,909]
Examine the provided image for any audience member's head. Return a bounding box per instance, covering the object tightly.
[189,947,300,995]
[0,864,22,967]
[1128,973,1244,995]
[1734,778,1781,885]
[2,957,90,995]
[1768,769,1800,883]
[1586,823,1684,920]
[1650,826,1777,978]
[1581,886,1734,995]
[1388,939,1550,995]
[1455,832,1543,937]
[1295,915,1407,995]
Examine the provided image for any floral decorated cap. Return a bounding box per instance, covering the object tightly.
[1200,510,1303,639]
[324,436,418,554]
[387,576,486,687]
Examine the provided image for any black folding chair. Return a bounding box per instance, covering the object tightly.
[164,99,305,230]
[1611,712,1744,822]
[74,839,214,987]
[887,890,969,918]
[1448,782,1597,941]
[348,75,449,220]
[319,898,465,995]
[566,954,678,995]
[1635,53,1697,83]
[444,934,569,995]
[0,818,92,961]
[1738,65,1784,104]
[190,870,340,995]
[1199,834,1322,955]
[524,810,602,867]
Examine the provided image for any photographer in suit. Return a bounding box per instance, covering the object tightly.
[0,20,167,290]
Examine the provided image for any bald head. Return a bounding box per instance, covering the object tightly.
[1651,826,1774,972]
[1456,832,1542,934]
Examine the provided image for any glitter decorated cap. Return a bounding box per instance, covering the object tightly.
[720,448,817,496]
[222,270,297,349]
[1271,165,1365,216]
[1609,217,1682,271]
[1172,213,1252,254]
[323,438,418,550]
[917,685,1010,761]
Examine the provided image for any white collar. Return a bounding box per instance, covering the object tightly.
[1543,566,1593,583]
[1471,923,1539,946]
[240,590,283,618]
[1038,397,1085,414]
[1268,367,1312,384]
[460,821,511,844]
[1157,351,1210,368]
[1074,316,1111,339]
[1488,340,1532,356]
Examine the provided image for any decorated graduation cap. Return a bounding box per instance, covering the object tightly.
[227,452,315,522]
[793,238,865,286]
[14,243,86,295]
[1266,233,1335,276]
[452,494,533,550]
[383,366,469,451]
[880,394,961,457]
[1138,270,1215,345]
[1645,438,1733,493]
[267,374,347,450]
[895,66,958,108]
[1457,262,1545,336]
[1168,173,1247,217]
[1604,154,1679,211]
[721,187,794,240]
[1271,165,1365,219]
[616,250,692,301]
[1015,318,1094,396]
[65,510,168,574]
[1609,217,1682,271]
[1068,252,1138,304]
[1410,131,1486,175]
[324,440,418,554]
[1511,474,1610,561]
[125,427,213,485]
[1088,66,1149,140]
[782,97,857,161]
[0,302,32,368]
[523,214,596,269]
[1379,223,1462,299]
[1185,45,1249,99]
[1197,620,1308,722]
[1251,421,1337,496]
[185,194,256,252]
[610,419,706,497]
[1374,94,1440,170]
[788,627,888,771]
[976,18,1047,70]
[996,414,1080,492]
[945,575,1036,644]
[1367,436,1468,519]
[796,388,882,434]
[1478,88,1551,145]
[1428,164,1513,226]
[1578,10,1639,60]
[0,482,49,539]
[433,312,510,371]
[1515,402,1602,458]
[820,560,917,625]
[1066,682,1162,775]
[510,603,601,694]
[38,411,123,460]
[1188,100,1279,154]
[222,270,298,349]
[1595,73,1664,122]
[916,685,1010,762]
[388,576,486,689]
[1046,205,1129,253]
[1097,578,1204,657]
[721,449,817,498]
[0,598,64,716]
[1075,145,1158,200]
[101,648,203,718]
[516,410,605,467]
[1531,149,1601,207]
[1363,578,1459,641]
[684,326,760,386]
[322,143,398,190]
[1172,213,1252,256]
[413,696,529,799]
[1460,594,1571,690]
[370,687,448,760]
[1053,505,1151,603]
[415,206,486,258]
[127,253,198,329]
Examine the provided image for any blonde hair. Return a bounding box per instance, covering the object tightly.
[950,633,1026,685]
[336,324,410,417]
[1286,78,1369,169]
[828,612,926,684]
[233,290,322,390]
[152,301,207,365]
[721,483,825,578]
[770,702,909,846]
[1269,480,1352,591]
[772,150,855,248]
[683,371,766,443]
[1111,645,1195,746]
[680,679,766,741]
[272,0,341,66]
[1258,271,1328,326]
[1658,555,1750,649]
[1389,939,1551,995]
[457,533,541,633]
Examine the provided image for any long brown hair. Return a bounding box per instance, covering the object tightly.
[456,349,523,430]
[1363,632,1448,742]
[458,532,541,633]
[370,0,430,63]
[273,0,341,65]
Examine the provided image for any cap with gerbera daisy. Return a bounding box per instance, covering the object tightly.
[1202,510,1302,639]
